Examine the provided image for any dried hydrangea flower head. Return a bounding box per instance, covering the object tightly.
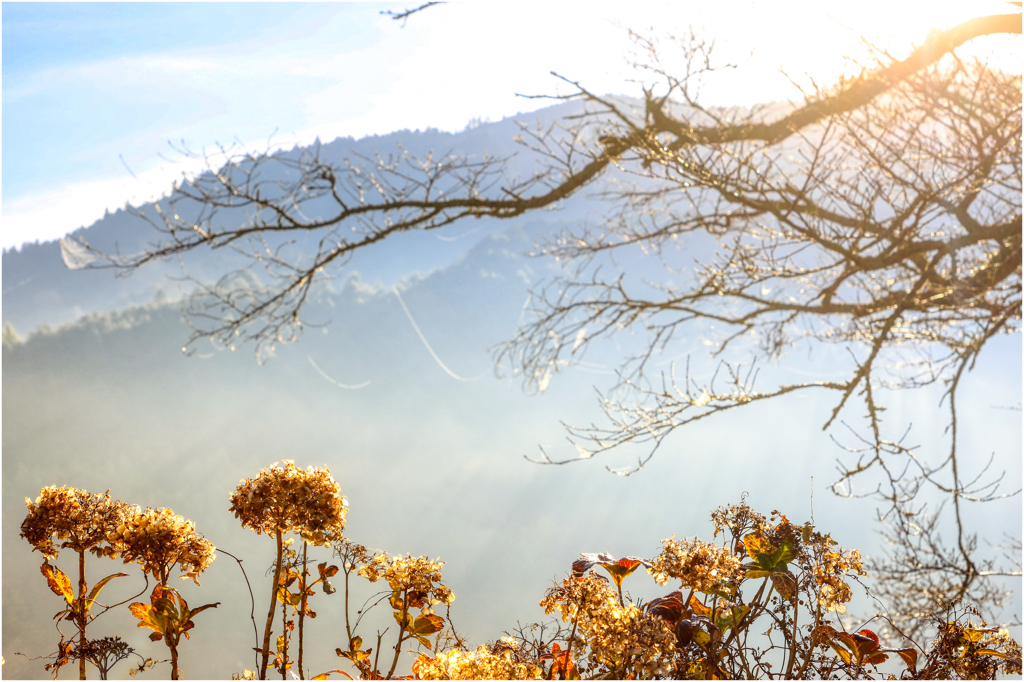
[711,500,767,551]
[110,505,216,585]
[415,638,544,680]
[649,535,745,594]
[229,460,347,545]
[540,572,675,675]
[21,486,127,559]
[358,553,455,607]
[811,541,864,614]
[334,538,382,572]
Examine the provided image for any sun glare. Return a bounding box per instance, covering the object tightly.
[782,1,1020,68]
[634,0,1022,106]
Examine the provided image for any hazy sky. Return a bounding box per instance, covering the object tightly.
[1,1,1013,250]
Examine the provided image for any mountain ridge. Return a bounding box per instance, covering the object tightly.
[1,99,598,336]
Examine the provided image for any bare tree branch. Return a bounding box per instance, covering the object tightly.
[80,12,1022,620]
[380,2,444,27]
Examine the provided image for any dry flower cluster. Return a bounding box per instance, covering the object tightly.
[111,506,217,585]
[21,485,215,681]
[541,572,676,676]
[358,553,455,607]
[649,535,746,594]
[20,477,1021,681]
[813,543,865,614]
[229,460,347,546]
[710,501,768,548]
[940,624,1023,678]
[21,486,128,559]
[335,538,382,573]
[22,486,216,583]
[415,638,544,680]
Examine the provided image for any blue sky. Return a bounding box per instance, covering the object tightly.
[2,1,1012,250]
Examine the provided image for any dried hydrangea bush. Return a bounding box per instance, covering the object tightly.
[18,477,1021,680]
[357,553,455,609]
[21,487,218,681]
[649,535,746,595]
[230,460,349,679]
[21,487,132,679]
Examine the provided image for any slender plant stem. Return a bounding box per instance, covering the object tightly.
[386,591,409,679]
[298,542,307,680]
[260,531,284,680]
[795,603,824,680]
[170,639,180,680]
[784,594,799,679]
[281,579,289,680]
[217,548,260,673]
[723,579,769,651]
[373,632,384,677]
[78,550,87,680]
[343,566,353,645]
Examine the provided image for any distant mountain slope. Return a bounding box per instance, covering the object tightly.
[1,99,599,336]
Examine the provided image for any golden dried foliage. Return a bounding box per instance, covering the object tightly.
[922,621,1024,678]
[229,460,347,545]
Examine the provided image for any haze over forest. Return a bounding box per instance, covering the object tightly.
[3,102,1020,679]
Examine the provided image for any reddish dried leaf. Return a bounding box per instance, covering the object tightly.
[571,558,595,578]
[856,629,881,651]
[599,558,643,587]
[863,652,889,666]
[675,619,695,647]
[646,591,685,624]
[770,571,798,599]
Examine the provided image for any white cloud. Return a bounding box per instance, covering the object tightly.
[2,154,210,249]
[4,1,1014,249]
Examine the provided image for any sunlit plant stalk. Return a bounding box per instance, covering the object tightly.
[386,589,412,679]
[279,557,293,679]
[261,530,284,679]
[21,487,128,680]
[229,461,348,681]
[115,505,218,681]
[76,551,87,679]
[297,541,307,680]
